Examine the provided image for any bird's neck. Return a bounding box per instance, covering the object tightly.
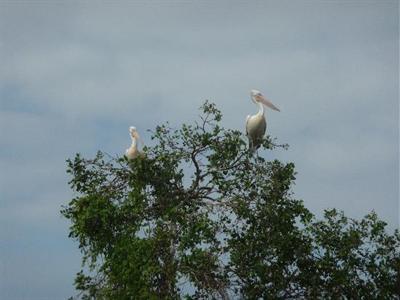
[130,137,137,148]
[256,101,264,116]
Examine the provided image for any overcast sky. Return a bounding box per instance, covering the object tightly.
[0,1,398,299]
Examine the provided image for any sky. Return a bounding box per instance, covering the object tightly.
[0,1,398,299]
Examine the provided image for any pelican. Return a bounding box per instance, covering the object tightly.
[125,126,142,160]
[246,89,280,152]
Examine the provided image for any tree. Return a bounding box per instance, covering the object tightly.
[62,102,400,299]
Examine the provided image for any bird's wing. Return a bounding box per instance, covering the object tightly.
[260,117,266,136]
[245,115,251,136]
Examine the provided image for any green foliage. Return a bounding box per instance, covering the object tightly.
[63,101,400,299]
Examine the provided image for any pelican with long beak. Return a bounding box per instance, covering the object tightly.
[125,126,143,160]
[245,89,280,152]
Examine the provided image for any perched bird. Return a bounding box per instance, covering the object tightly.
[245,89,280,152]
[125,126,142,160]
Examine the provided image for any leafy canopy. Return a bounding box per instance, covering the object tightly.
[63,101,400,299]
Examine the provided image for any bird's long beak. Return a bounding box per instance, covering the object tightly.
[138,137,145,147]
[257,95,280,112]
[133,132,145,147]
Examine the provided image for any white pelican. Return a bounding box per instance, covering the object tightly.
[246,89,280,152]
[125,126,142,160]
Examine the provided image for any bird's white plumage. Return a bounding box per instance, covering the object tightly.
[245,89,280,152]
[125,126,142,160]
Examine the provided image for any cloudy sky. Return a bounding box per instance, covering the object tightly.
[0,1,398,299]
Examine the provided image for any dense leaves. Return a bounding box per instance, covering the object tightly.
[63,101,400,299]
